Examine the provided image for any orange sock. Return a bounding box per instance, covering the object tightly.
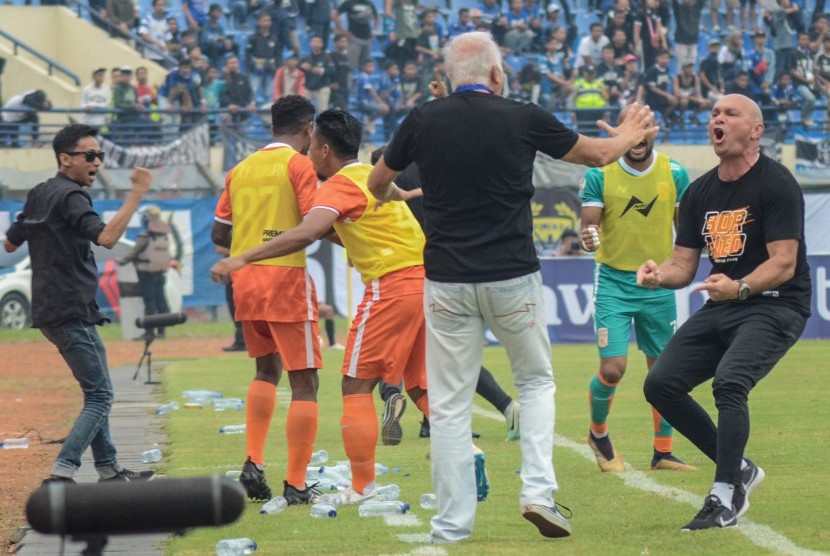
[285,400,318,488]
[341,393,377,494]
[246,380,276,465]
[652,406,673,453]
[412,391,430,419]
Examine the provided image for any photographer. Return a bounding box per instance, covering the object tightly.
[556,228,586,256]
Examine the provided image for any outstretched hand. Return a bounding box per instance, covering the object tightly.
[596,102,659,145]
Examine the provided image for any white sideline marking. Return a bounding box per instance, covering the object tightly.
[473,402,827,555]
[384,514,423,527]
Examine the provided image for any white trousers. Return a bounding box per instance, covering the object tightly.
[424,271,558,543]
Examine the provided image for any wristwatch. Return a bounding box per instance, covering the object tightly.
[736,279,751,301]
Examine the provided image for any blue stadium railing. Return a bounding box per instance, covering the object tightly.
[1,106,828,150]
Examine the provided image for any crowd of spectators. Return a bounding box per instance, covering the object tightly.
[4,0,830,145]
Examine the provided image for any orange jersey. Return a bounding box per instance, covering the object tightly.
[215,143,319,322]
[313,163,424,284]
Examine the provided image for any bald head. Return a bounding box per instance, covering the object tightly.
[718,94,763,124]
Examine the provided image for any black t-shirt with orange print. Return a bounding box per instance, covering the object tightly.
[675,154,811,316]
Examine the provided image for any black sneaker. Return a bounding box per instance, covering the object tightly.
[381,393,407,446]
[419,417,430,438]
[283,480,321,505]
[732,458,766,518]
[239,457,271,501]
[99,469,155,482]
[681,495,737,531]
[42,475,76,486]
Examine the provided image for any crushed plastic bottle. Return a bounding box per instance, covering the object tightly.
[419,493,437,510]
[316,493,341,507]
[309,503,337,518]
[213,398,244,412]
[156,402,179,415]
[219,424,246,434]
[308,449,329,465]
[374,463,389,475]
[260,496,288,515]
[140,449,162,463]
[183,390,223,401]
[373,484,400,501]
[1,438,29,449]
[215,537,256,556]
[305,465,324,481]
[358,500,410,517]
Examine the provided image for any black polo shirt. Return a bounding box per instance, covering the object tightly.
[383,91,579,283]
[5,173,108,328]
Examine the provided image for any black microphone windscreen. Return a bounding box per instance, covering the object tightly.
[135,312,187,329]
[26,476,245,536]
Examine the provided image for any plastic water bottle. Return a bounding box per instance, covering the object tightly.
[1,438,29,449]
[309,449,329,465]
[374,484,400,501]
[156,401,179,415]
[305,465,324,481]
[374,463,389,475]
[225,470,242,481]
[183,390,223,401]
[260,496,288,515]
[214,398,244,412]
[140,449,162,463]
[309,503,337,518]
[419,493,437,510]
[316,493,341,507]
[219,424,246,434]
[358,500,410,517]
[215,537,257,555]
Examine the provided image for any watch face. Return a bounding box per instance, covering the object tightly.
[738,284,750,300]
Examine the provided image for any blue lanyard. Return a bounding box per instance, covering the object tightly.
[454,83,494,94]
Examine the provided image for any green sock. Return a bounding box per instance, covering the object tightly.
[589,373,617,431]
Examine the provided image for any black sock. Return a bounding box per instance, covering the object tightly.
[325,319,336,346]
[476,367,513,414]
[590,430,616,461]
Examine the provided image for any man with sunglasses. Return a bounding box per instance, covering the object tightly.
[3,124,156,485]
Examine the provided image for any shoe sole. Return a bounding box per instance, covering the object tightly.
[522,505,572,538]
[736,465,766,519]
[587,435,625,473]
[381,394,407,446]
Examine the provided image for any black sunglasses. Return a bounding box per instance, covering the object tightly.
[65,150,106,163]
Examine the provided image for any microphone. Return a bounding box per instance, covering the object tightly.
[26,476,245,536]
[135,312,187,329]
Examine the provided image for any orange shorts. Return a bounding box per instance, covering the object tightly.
[242,320,322,371]
[342,287,426,390]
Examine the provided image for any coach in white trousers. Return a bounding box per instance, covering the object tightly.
[368,31,657,543]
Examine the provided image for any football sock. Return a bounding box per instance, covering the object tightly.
[245,380,276,465]
[652,406,674,454]
[710,482,736,507]
[341,393,377,494]
[589,372,618,460]
[285,400,318,488]
[324,319,336,346]
[476,366,513,414]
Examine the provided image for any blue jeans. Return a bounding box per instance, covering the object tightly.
[41,320,118,478]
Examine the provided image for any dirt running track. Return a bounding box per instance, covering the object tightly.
[0,336,228,553]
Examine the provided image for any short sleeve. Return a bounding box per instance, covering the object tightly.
[580,168,605,206]
[526,104,580,160]
[288,153,320,216]
[63,191,106,244]
[675,182,705,249]
[313,175,368,222]
[670,159,690,203]
[214,169,234,224]
[761,163,803,243]
[384,110,418,172]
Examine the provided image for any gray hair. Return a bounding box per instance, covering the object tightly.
[445,32,503,88]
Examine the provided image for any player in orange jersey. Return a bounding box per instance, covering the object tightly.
[211,96,322,504]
